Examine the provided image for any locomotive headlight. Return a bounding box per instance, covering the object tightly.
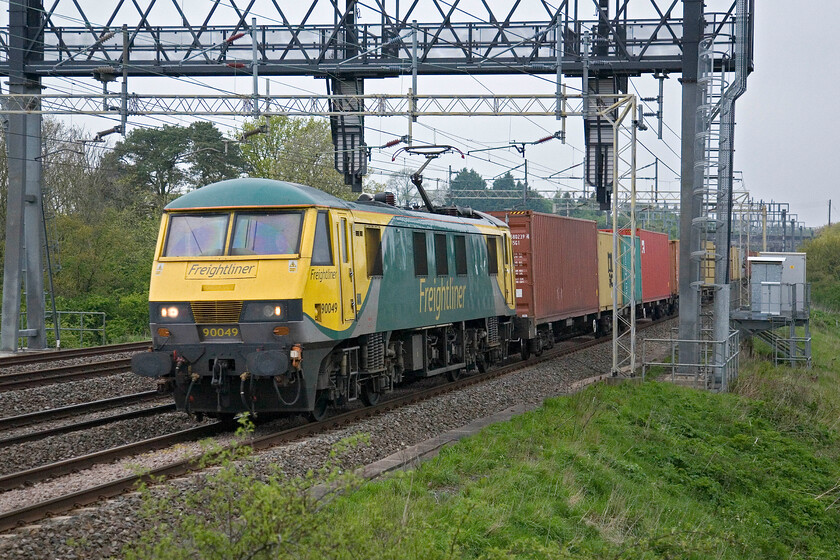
[161,306,180,318]
[154,303,191,323]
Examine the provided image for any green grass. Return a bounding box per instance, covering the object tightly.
[122,309,840,559]
[322,311,840,559]
[734,308,840,444]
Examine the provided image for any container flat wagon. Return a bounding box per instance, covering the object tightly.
[489,211,599,357]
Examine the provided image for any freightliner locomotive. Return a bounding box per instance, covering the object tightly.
[132,178,518,421]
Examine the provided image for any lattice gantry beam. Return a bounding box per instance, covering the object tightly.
[0,93,594,116]
[0,1,747,78]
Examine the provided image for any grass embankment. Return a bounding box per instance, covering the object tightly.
[123,310,840,560]
[324,311,840,559]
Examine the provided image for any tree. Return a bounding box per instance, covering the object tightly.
[517,180,553,213]
[103,122,241,212]
[40,120,88,215]
[185,121,244,187]
[449,168,487,208]
[448,169,553,213]
[239,116,351,199]
[492,172,518,192]
[107,124,191,209]
[803,223,840,309]
[385,168,419,207]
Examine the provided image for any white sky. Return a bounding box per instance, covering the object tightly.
[8,1,831,226]
[735,1,838,227]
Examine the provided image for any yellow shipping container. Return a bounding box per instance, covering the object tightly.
[701,242,746,283]
[597,231,619,311]
[669,239,679,296]
[729,245,743,281]
[702,240,716,285]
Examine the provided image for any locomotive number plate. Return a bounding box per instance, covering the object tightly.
[199,325,241,341]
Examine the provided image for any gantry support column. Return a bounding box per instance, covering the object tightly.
[1,0,45,351]
[677,0,704,370]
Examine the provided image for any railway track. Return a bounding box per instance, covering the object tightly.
[0,341,149,369]
[0,391,162,431]
[0,403,175,448]
[0,358,133,392]
[0,422,225,496]
[0,322,652,532]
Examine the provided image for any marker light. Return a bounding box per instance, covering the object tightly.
[262,304,282,318]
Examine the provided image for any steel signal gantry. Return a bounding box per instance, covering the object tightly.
[0,1,749,355]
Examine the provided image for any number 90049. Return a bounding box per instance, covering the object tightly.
[200,326,240,340]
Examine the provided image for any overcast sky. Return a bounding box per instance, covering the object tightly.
[8,1,829,227]
[735,2,837,227]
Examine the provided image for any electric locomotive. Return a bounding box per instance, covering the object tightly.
[132,178,516,420]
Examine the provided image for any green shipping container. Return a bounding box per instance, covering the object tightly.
[619,234,643,304]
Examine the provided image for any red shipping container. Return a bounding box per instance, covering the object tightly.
[619,228,671,303]
[489,211,599,323]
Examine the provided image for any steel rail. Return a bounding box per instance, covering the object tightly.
[0,317,672,531]
[0,423,225,493]
[0,404,175,447]
[0,391,161,430]
[0,342,149,368]
[0,358,133,392]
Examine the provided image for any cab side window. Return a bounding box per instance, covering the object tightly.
[366,227,383,277]
[312,211,333,265]
[486,235,499,275]
[454,235,467,275]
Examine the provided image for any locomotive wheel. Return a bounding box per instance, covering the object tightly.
[214,413,239,429]
[446,368,464,382]
[476,353,488,373]
[309,390,329,422]
[360,383,381,406]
